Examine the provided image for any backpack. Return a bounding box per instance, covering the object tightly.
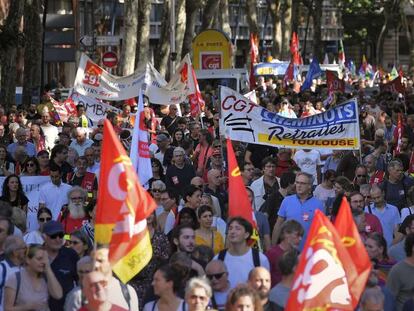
[217,248,261,267]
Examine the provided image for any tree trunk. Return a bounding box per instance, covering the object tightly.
[175,0,186,61]
[201,0,220,31]
[154,0,170,77]
[291,0,300,34]
[312,0,323,62]
[402,12,414,74]
[121,0,138,75]
[245,0,259,36]
[267,0,281,59]
[376,14,390,67]
[23,0,42,107]
[181,0,202,58]
[0,0,24,110]
[280,0,292,60]
[219,0,232,38]
[136,0,150,68]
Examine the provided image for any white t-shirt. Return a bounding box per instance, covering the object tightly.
[293,150,321,185]
[38,182,72,220]
[23,230,44,245]
[400,206,414,223]
[213,248,270,289]
[40,124,59,152]
[143,299,185,311]
[313,184,335,206]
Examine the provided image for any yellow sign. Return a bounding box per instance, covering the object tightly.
[192,29,232,70]
[257,134,359,149]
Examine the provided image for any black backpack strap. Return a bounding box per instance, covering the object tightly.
[217,249,227,261]
[252,248,261,267]
[119,280,131,310]
[0,262,6,305]
[210,294,218,309]
[368,204,373,214]
[151,300,158,311]
[14,270,21,306]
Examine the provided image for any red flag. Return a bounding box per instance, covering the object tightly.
[227,138,259,245]
[249,33,259,90]
[283,61,294,89]
[334,197,371,308]
[326,70,345,93]
[286,210,357,311]
[180,56,205,117]
[290,32,301,65]
[380,77,405,94]
[95,119,157,283]
[394,113,404,155]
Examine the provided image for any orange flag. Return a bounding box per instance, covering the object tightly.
[286,210,357,311]
[95,119,157,283]
[334,196,371,308]
[226,138,259,245]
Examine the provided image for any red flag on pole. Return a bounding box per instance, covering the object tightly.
[286,210,358,311]
[226,138,259,245]
[326,70,345,93]
[394,113,404,155]
[334,197,371,308]
[95,119,157,283]
[283,61,294,89]
[249,33,259,90]
[290,32,301,65]
[380,77,405,94]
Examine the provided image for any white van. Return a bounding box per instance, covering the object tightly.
[195,69,249,93]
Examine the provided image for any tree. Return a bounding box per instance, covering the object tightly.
[154,0,170,77]
[219,0,232,38]
[22,0,42,107]
[0,0,24,109]
[201,0,220,30]
[245,0,259,36]
[121,0,138,75]
[401,1,414,73]
[267,0,282,58]
[181,0,203,57]
[135,0,151,68]
[175,0,186,62]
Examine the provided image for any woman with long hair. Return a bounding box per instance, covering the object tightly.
[148,158,165,189]
[4,244,62,310]
[365,232,396,285]
[0,174,29,214]
[143,264,186,311]
[130,212,171,308]
[50,144,73,182]
[0,144,14,176]
[172,129,185,147]
[195,205,224,255]
[21,157,40,176]
[23,208,52,245]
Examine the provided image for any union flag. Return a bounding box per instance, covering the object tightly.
[95,119,156,283]
[286,210,357,310]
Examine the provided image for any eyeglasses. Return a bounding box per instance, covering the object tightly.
[38,217,51,222]
[78,269,91,275]
[206,272,226,280]
[48,232,64,239]
[70,197,83,201]
[151,189,162,193]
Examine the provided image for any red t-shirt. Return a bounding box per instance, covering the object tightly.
[58,213,88,234]
[265,244,285,287]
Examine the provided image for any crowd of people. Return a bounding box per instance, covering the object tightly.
[0,74,413,311]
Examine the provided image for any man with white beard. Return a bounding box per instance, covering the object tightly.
[57,186,88,234]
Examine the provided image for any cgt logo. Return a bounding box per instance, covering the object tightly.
[83,61,103,87]
[201,54,222,70]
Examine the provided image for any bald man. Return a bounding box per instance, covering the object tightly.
[205,260,230,311]
[248,267,281,311]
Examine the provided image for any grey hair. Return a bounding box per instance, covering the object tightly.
[4,236,25,256]
[76,127,87,135]
[67,186,88,201]
[359,184,371,194]
[387,159,403,171]
[296,171,314,184]
[360,286,384,307]
[185,277,212,299]
[77,255,92,270]
[152,180,166,191]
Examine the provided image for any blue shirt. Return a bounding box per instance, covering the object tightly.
[365,203,400,247]
[7,142,36,157]
[278,194,325,248]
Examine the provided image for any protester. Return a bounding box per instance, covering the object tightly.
[247,267,280,311]
[23,207,52,244]
[205,260,230,311]
[195,205,224,255]
[184,277,212,311]
[4,244,63,311]
[225,284,263,311]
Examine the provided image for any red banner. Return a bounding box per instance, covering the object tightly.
[326,70,345,93]
[380,77,405,93]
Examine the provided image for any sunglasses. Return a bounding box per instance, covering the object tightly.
[38,217,51,222]
[206,272,226,280]
[151,189,161,193]
[48,232,64,239]
[26,163,35,167]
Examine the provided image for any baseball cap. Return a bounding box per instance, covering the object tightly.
[156,133,170,142]
[42,220,64,235]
